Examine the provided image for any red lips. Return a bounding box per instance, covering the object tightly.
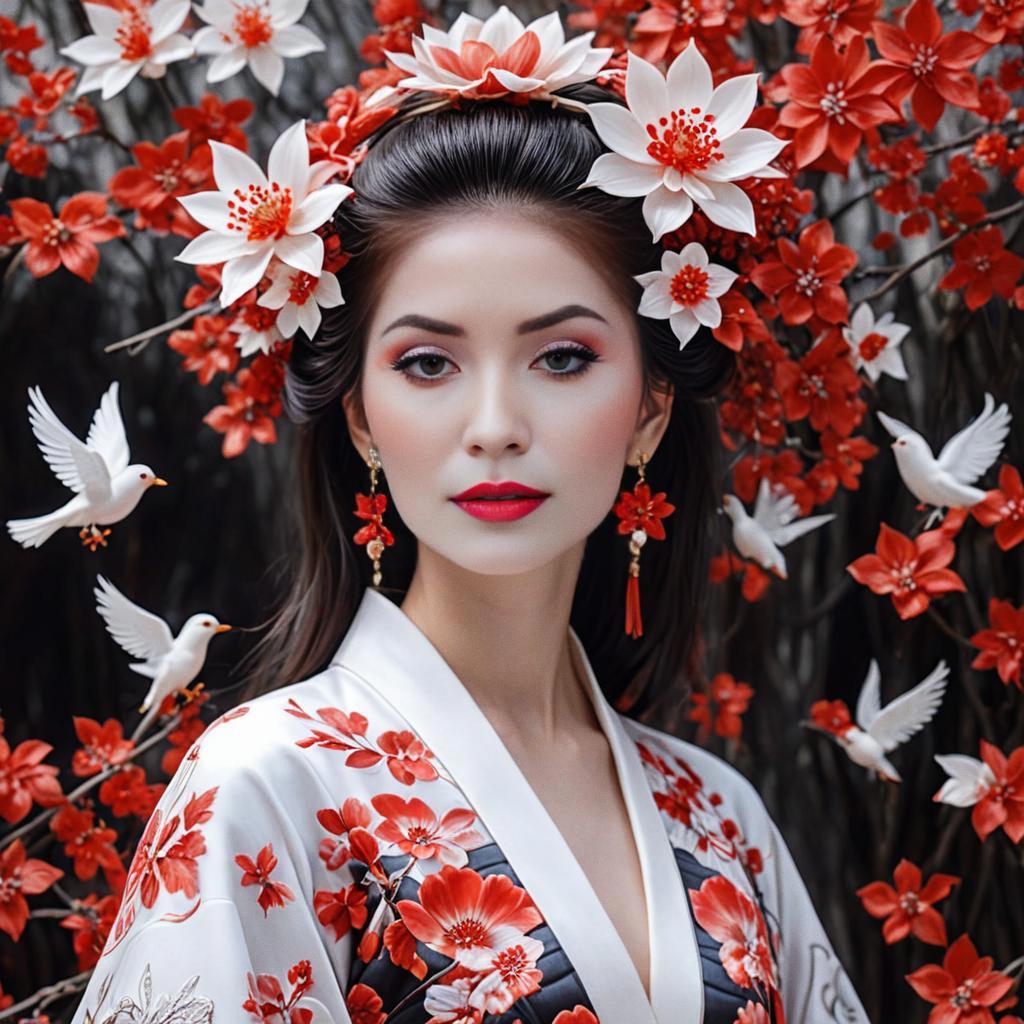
[451,481,550,501]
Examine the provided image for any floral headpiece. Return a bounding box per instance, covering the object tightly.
[174,5,785,352]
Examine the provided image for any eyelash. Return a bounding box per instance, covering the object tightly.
[389,342,601,383]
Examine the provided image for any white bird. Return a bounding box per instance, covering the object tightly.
[94,575,231,739]
[720,476,836,580]
[876,392,1011,528]
[815,659,950,783]
[6,382,168,550]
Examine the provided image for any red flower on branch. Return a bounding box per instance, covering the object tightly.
[775,332,865,436]
[9,192,125,282]
[938,226,1024,311]
[784,0,880,55]
[98,764,164,819]
[108,129,212,237]
[59,892,119,971]
[972,464,1024,550]
[0,720,64,824]
[750,220,857,325]
[50,803,124,886]
[168,313,240,385]
[906,933,1013,1022]
[846,522,966,619]
[71,716,134,777]
[856,858,959,945]
[173,93,253,150]
[0,837,63,942]
[970,598,1024,690]
[688,672,755,740]
[710,550,773,602]
[777,36,899,170]
[870,0,989,131]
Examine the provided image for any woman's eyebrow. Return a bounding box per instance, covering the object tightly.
[380,304,608,337]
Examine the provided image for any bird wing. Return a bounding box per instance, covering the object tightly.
[94,574,174,666]
[866,659,950,752]
[876,409,916,441]
[935,393,1011,486]
[854,659,882,732]
[752,477,796,535]
[85,381,131,477]
[753,477,834,546]
[27,386,112,502]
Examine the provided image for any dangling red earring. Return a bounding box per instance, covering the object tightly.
[612,451,675,639]
[353,446,394,587]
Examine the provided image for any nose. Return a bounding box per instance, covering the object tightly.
[460,364,531,458]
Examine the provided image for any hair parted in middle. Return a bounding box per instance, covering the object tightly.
[243,82,736,720]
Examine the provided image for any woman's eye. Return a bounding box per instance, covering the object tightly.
[536,344,599,377]
[391,352,454,380]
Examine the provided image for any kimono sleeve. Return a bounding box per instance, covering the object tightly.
[69,720,354,1024]
[760,812,871,1024]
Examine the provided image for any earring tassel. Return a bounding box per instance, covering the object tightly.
[625,566,642,638]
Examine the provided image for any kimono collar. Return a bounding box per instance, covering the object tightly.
[330,587,705,1024]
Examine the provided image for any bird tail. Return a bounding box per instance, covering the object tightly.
[6,509,68,548]
[876,758,902,784]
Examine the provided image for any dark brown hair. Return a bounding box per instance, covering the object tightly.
[239,83,735,719]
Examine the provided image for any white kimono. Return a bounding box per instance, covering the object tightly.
[70,587,870,1024]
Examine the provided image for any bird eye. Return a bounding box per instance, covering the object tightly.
[203,620,211,627]
[139,472,148,479]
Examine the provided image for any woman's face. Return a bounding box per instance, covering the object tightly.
[347,210,672,578]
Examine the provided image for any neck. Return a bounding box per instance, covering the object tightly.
[398,541,600,745]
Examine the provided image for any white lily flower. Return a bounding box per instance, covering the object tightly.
[580,44,787,241]
[230,315,285,357]
[842,303,910,383]
[192,0,325,96]
[257,258,344,339]
[175,120,352,307]
[933,753,996,808]
[385,5,612,101]
[61,0,193,101]
[634,241,737,349]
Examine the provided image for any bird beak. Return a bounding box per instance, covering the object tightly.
[151,477,169,486]
[215,624,232,633]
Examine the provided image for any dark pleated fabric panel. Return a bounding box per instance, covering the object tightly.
[346,843,597,1023]
[673,846,776,1023]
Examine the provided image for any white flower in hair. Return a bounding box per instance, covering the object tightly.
[634,242,737,349]
[174,120,351,307]
[384,5,613,101]
[60,0,193,101]
[841,303,910,383]
[580,45,787,241]
[257,257,344,340]
[192,0,326,96]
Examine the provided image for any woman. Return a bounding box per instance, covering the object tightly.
[70,13,869,1024]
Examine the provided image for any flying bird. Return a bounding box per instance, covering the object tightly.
[94,575,231,739]
[6,382,168,550]
[720,476,836,580]
[807,659,949,783]
[876,392,1011,527]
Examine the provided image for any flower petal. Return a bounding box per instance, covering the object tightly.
[692,297,722,328]
[60,35,121,65]
[642,187,693,241]
[579,152,663,196]
[206,46,247,81]
[274,231,323,276]
[638,279,674,318]
[249,44,285,95]
[668,309,700,348]
[706,264,738,297]
[703,128,787,181]
[696,178,755,235]
[221,247,273,306]
[625,50,668,129]
[666,42,713,112]
[210,139,267,192]
[586,103,654,164]
[272,23,325,57]
[290,183,350,233]
[706,73,759,137]
[268,120,310,199]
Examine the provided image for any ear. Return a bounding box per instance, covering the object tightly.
[341,385,374,465]
[627,379,674,467]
